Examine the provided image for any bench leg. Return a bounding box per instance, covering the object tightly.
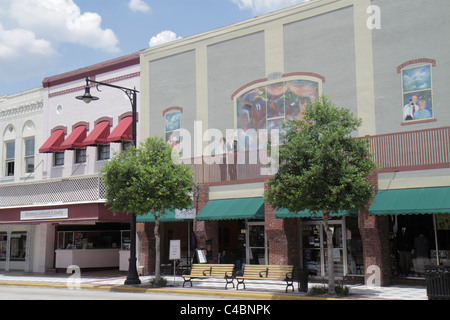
[285,279,294,293]
[183,278,193,288]
[225,277,235,290]
[236,279,245,290]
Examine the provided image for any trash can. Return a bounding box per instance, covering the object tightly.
[424,265,450,300]
[298,268,309,293]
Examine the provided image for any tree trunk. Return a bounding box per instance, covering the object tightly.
[154,218,161,281]
[322,211,335,296]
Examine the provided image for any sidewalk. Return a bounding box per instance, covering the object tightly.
[0,270,428,300]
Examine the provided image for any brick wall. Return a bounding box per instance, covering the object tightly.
[358,171,392,286]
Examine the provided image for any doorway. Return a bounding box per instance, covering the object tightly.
[246,221,267,265]
[301,219,347,277]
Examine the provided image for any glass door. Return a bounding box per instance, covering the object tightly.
[246,221,267,265]
[301,219,347,277]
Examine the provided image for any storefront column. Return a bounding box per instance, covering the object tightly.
[264,182,299,266]
[359,171,391,286]
[137,222,154,275]
[24,226,33,273]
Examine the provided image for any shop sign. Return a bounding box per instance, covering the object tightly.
[20,208,69,221]
[175,208,196,220]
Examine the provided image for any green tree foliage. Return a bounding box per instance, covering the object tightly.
[101,136,194,280]
[265,95,377,294]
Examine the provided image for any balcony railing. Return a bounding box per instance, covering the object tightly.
[1,127,448,207]
[367,126,450,173]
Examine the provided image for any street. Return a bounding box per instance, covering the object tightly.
[0,285,234,300]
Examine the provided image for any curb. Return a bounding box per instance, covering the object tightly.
[0,281,343,300]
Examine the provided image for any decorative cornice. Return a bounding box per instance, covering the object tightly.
[0,100,43,119]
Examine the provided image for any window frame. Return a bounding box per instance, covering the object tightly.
[24,137,35,174]
[5,141,15,177]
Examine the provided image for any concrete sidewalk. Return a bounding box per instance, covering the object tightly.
[0,270,428,300]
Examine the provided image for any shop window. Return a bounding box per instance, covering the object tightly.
[5,141,15,176]
[57,230,123,249]
[24,137,35,173]
[401,63,434,123]
[10,232,26,261]
[97,144,110,161]
[75,148,86,164]
[0,233,6,261]
[54,152,65,166]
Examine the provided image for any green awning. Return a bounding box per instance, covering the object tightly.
[276,208,358,219]
[196,197,264,221]
[369,187,450,216]
[137,209,191,223]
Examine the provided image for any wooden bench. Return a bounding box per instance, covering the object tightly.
[235,264,295,292]
[181,264,235,289]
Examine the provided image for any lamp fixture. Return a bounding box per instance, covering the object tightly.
[75,78,99,104]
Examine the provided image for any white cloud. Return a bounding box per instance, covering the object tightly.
[9,0,119,53]
[149,30,182,47]
[231,0,310,15]
[128,0,151,13]
[0,23,55,59]
[0,23,57,82]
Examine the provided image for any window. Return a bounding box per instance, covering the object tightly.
[54,152,65,166]
[98,145,110,161]
[401,64,434,122]
[5,141,15,176]
[10,232,26,261]
[0,233,7,261]
[24,138,35,173]
[165,110,181,156]
[122,140,133,151]
[75,148,86,164]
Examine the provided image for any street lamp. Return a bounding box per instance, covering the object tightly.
[76,77,141,285]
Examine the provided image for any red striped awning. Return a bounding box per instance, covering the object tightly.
[82,121,110,146]
[107,116,132,142]
[61,125,87,150]
[39,129,65,153]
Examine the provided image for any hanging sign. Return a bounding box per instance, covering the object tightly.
[175,208,196,220]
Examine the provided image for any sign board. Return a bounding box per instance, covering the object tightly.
[21,208,68,221]
[196,248,207,264]
[169,240,181,260]
[175,208,196,220]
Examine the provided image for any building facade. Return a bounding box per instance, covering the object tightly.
[137,0,450,286]
[0,53,140,272]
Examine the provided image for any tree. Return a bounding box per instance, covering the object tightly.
[265,95,377,295]
[101,136,194,281]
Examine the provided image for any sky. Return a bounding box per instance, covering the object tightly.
[0,0,310,96]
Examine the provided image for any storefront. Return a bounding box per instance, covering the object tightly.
[0,203,130,272]
[369,187,450,277]
[136,208,195,273]
[195,197,267,268]
[276,209,362,278]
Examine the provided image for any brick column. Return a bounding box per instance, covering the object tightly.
[358,171,391,286]
[193,184,219,263]
[264,181,299,266]
[137,222,155,275]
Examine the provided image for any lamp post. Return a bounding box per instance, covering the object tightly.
[76,77,141,285]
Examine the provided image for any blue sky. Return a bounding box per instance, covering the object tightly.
[0,0,309,96]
